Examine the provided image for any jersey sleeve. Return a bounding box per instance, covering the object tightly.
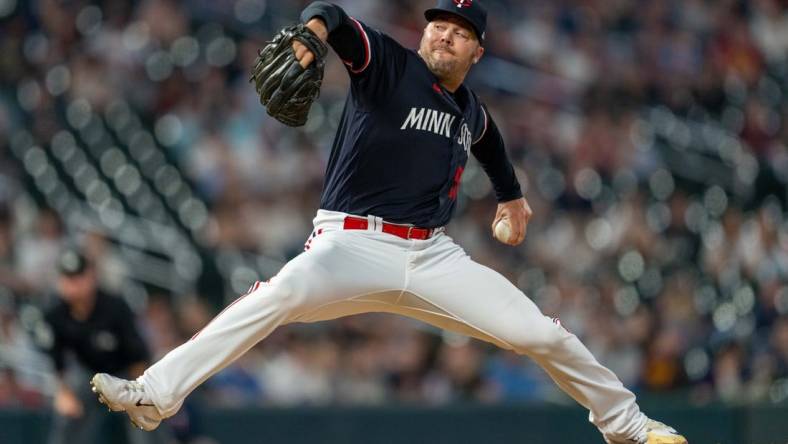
[301,2,406,106]
[470,104,523,202]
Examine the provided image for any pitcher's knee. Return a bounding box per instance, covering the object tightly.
[253,278,310,318]
[508,317,572,356]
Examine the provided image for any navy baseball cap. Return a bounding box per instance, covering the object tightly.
[424,0,487,43]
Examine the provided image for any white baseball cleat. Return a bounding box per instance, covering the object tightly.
[90,373,163,431]
[642,418,688,444]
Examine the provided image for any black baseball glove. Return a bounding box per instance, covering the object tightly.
[250,24,328,127]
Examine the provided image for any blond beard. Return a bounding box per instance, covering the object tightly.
[422,50,473,84]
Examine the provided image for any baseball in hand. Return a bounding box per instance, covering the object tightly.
[494,219,513,243]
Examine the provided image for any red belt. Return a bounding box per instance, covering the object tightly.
[343,216,436,240]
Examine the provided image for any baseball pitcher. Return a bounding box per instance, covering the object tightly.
[91,2,687,443]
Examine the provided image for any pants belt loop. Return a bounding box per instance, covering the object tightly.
[367,214,380,231]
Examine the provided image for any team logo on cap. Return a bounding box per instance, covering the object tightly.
[453,0,472,8]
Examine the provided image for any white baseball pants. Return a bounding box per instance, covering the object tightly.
[142,210,646,443]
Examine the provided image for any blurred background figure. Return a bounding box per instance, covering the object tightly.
[40,247,168,444]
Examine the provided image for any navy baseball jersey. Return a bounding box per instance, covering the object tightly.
[301,2,522,228]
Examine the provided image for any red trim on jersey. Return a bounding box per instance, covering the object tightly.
[448,166,465,200]
[341,17,371,74]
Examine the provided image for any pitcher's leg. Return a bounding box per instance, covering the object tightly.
[142,230,407,417]
[142,276,303,417]
[407,240,646,443]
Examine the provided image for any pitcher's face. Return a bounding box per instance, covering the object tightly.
[419,14,483,81]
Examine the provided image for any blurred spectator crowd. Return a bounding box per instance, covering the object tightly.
[1,0,788,413]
